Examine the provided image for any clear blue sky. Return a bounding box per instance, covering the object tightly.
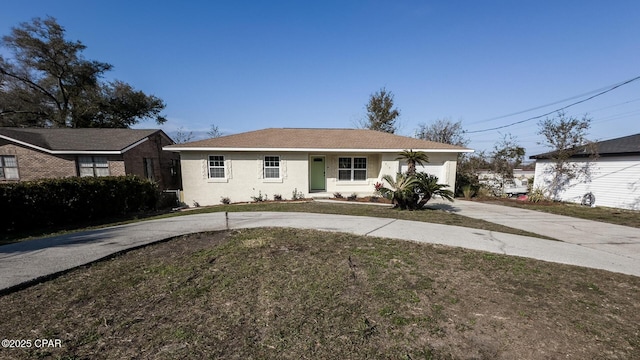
[2,1,639,159]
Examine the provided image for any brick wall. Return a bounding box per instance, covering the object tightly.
[0,133,179,188]
[0,140,77,182]
[0,140,126,182]
[122,133,181,189]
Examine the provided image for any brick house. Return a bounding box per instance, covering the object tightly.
[0,128,180,189]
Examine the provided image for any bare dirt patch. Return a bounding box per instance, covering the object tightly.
[0,228,638,359]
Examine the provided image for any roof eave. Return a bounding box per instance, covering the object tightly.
[163,146,473,153]
[532,151,640,160]
[0,133,148,155]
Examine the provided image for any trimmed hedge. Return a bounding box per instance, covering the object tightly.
[1,176,159,233]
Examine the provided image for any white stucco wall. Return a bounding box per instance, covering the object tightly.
[533,156,640,210]
[398,153,459,190]
[180,151,309,206]
[178,151,460,206]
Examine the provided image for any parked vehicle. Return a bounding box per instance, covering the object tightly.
[503,178,529,197]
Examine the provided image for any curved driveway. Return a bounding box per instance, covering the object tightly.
[1,209,639,293]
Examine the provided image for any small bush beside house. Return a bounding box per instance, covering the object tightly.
[1,176,159,233]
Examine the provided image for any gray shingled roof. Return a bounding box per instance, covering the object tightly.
[530,133,640,159]
[0,128,167,153]
[166,128,472,152]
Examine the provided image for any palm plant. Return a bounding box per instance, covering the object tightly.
[377,172,454,210]
[414,173,454,208]
[377,173,418,210]
[396,149,429,175]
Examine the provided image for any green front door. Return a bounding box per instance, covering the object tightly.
[310,157,326,191]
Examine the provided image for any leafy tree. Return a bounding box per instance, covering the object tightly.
[537,111,595,200]
[455,151,489,197]
[396,149,429,175]
[489,134,525,192]
[415,118,469,146]
[0,17,166,128]
[361,87,400,133]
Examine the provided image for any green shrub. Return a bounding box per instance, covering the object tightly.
[251,191,267,202]
[0,176,159,233]
[377,173,453,210]
[291,188,304,200]
[462,185,475,199]
[527,187,549,203]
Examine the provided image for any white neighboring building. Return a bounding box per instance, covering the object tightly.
[530,133,640,210]
[476,168,535,194]
[164,128,472,206]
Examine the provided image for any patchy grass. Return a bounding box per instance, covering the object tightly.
[0,228,638,359]
[478,197,640,228]
[1,201,549,246]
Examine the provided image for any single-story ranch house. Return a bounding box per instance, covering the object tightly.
[164,128,472,206]
[530,132,640,210]
[0,128,180,190]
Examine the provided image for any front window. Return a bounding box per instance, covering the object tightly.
[338,157,367,181]
[143,158,155,181]
[208,155,225,178]
[0,155,19,180]
[264,156,280,178]
[78,156,109,177]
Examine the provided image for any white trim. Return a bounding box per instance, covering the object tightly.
[262,178,284,183]
[207,178,229,183]
[263,155,281,180]
[207,154,227,180]
[337,156,368,182]
[163,146,473,153]
[0,134,148,155]
[120,137,149,153]
[52,150,122,155]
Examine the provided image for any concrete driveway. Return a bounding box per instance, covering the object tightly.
[1,208,639,293]
[427,199,640,263]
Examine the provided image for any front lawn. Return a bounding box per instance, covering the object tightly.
[1,228,637,359]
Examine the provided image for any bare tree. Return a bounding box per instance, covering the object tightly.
[490,133,525,191]
[415,118,468,146]
[207,124,222,138]
[537,111,595,199]
[173,126,194,144]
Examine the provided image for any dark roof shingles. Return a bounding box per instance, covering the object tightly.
[0,128,162,152]
[531,133,640,159]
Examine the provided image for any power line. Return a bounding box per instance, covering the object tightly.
[585,97,640,113]
[466,75,640,134]
[465,82,630,125]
